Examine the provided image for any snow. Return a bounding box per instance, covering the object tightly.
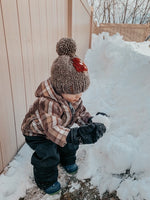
[78,32,150,199]
[0,145,33,200]
[40,193,61,200]
[92,114,111,131]
[69,182,80,192]
[0,33,150,200]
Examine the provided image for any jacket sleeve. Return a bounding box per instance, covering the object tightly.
[39,99,70,147]
[75,101,92,126]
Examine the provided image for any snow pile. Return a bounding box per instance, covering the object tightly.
[0,33,150,200]
[77,33,150,200]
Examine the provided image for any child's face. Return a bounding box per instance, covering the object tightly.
[62,93,82,103]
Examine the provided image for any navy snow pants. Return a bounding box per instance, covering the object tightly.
[25,135,79,190]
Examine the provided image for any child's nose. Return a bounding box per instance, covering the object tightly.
[75,93,82,99]
[75,96,79,100]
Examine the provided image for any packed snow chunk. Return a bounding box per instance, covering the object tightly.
[92,113,111,131]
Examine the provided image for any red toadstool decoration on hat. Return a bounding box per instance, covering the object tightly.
[72,57,88,72]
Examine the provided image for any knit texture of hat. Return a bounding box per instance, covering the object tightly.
[56,38,76,57]
[51,38,90,94]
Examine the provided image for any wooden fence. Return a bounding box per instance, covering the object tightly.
[1,0,149,174]
[0,0,91,173]
[93,23,150,42]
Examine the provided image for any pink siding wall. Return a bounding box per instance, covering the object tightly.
[0,0,91,173]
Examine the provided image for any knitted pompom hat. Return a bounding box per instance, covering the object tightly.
[51,38,90,94]
[56,37,76,57]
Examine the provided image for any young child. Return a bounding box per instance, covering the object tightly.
[21,38,106,195]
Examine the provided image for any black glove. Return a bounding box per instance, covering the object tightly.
[78,123,100,144]
[66,123,106,145]
[96,112,110,117]
[93,122,106,141]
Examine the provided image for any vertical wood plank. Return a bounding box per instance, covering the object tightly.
[28,0,49,86]
[0,1,17,168]
[68,0,72,37]
[38,0,50,77]
[46,0,68,71]
[17,0,36,107]
[0,142,3,172]
[89,5,93,48]
[57,0,68,39]
[46,0,58,67]
[1,0,27,148]
[72,0,91,60]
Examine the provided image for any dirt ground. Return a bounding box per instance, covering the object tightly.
[19,168,120,200]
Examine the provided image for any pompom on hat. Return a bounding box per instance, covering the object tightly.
[51,38,90,94]
[56,38,77,57]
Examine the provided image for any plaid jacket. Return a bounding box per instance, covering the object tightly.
[21,78,91,147]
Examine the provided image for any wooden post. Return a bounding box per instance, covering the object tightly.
[89,5,93,48]
[145,23,150,41]
[68,0,72,38]
[0,142,3,173]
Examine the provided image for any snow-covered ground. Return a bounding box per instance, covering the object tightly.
[0,33,150,200]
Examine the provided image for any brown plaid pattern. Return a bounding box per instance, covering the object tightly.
[21,78,91,147]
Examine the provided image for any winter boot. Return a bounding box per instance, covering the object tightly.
[44,181,61,195]
[63,163,78,174]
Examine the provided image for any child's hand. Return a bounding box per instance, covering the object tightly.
[67,123,106,145]
[78,123,99,144]
[93,122,106,140]
[66,124,95,144]
[79,123,106,144]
